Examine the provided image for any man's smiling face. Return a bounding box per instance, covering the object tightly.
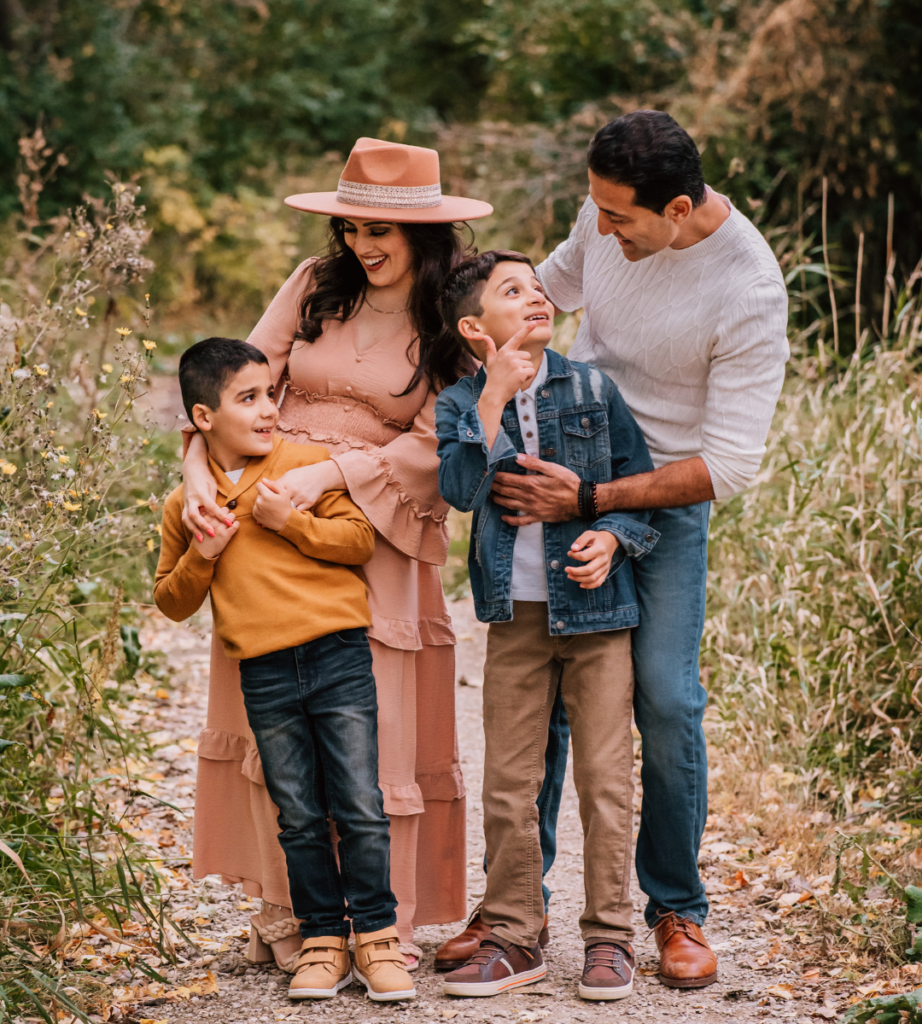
[588,169,686,262]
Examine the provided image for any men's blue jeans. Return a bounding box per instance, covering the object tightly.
[538,502,711,927]
[239,629,397,939]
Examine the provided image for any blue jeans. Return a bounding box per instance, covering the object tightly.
[239,629,397,938]
[539,502,711,927]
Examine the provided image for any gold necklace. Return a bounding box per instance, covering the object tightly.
[364,294,409,315]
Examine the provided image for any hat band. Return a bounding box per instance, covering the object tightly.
[336,179,443,210]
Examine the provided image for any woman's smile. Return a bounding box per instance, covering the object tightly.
[362,254,388,271]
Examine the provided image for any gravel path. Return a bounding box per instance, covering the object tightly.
[127,601,852,1024]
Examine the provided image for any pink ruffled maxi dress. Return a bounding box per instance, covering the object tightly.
[191,259,467,938]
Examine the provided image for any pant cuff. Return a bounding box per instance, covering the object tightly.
[488,924,540,949]
[582,927,634,948]
[352,912,398,935]
[301,925,351,939]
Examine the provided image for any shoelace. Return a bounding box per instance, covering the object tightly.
[586,944,627,970]
[467,941,533,966]
[652,911,707,946]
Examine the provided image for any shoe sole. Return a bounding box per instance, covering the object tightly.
[443,963,547,997]
[353,968,416,1002]
[288,971,353,1000]
[578,979,633,1001]
[658,971,718,989]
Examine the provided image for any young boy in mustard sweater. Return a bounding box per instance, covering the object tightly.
[154,337,415,1004]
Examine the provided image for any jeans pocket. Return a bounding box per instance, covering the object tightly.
[331,628,369,648]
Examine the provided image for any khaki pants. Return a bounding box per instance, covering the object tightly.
[480,602,634,948]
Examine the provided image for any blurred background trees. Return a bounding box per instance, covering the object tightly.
[2,0,919,332]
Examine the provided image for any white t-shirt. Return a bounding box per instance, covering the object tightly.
[510,352,549,602]
[536,193,789,499]
[223,467,245,484]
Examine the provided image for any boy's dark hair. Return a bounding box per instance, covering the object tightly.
[587,110,706,214]
[178,337,269,423]
[438,250,534,348]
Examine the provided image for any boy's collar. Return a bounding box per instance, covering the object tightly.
[206,433,283,503]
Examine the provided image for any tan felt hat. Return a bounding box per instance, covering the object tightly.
[284,137,493,223]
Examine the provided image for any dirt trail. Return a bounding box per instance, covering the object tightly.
[122,600,856,1024]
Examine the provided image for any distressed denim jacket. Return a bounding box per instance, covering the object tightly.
[435,348,660,635]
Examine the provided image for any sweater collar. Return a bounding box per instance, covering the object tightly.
[658,189,738,262]
[208,433,285,504]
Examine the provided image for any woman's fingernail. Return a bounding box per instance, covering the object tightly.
[207,528,215,537]
[196,534,203,542]
[224,518,233,527]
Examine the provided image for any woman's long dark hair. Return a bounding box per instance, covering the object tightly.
[296,217,476,395]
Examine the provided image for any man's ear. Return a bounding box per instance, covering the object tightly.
[191,403,214,432]
[457,316,483,343]
[664,194,693,225]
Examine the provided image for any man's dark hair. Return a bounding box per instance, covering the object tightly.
[178,337,269,423]
[438,250,534,348]
[587,110,706,214]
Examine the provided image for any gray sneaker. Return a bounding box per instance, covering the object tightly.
[578,940,634,1000]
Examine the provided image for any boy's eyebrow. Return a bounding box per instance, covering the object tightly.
[495,274,541,289]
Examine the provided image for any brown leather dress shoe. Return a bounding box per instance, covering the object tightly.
[653,912,718,989]
[435,905,550,971]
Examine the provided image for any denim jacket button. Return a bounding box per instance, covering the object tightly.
[645,534,654,542]
[555,620,566,630]
[466,429,474,437]
[541,389,550,398]
[581,416,590,428]
[550,560,560,569]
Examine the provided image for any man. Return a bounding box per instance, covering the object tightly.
[437,109,789,988]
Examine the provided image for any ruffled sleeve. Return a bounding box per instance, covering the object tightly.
[246,258,318,390]
[332,388,450,566]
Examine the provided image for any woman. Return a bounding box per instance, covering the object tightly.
[180,138,492,970]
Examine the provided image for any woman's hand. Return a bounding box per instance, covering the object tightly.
[565,529,619,589]
[181,432,233,540]
[276,459,347,511]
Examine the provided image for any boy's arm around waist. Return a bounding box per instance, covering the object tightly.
[278,489,375,565]
[592,379,660,562]
[435,383,518,513]
[153,490,215,621]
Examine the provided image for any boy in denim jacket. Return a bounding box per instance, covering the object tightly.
[434,252,658,1002]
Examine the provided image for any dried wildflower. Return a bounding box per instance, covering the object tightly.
[62,501,81,511]
[34,364,49,376]
[142,339,156,351]
[115,327,132,337]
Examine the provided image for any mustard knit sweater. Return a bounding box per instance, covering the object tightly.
[154,435,374,660]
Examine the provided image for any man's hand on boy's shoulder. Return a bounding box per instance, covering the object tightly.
[192,509,239,560]
[253,478,294,532]
[565,529,619,589]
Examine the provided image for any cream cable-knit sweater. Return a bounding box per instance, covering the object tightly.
[536,194,789,500]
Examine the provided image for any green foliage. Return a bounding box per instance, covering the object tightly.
[0,163,178,1021]
[841,987,922,1023]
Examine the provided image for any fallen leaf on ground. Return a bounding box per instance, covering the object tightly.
[724,869,751,890]
[767,984,795,1000]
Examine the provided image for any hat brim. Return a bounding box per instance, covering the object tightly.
[283,192,493,223]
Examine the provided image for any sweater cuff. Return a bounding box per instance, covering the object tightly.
[179,544,219,578]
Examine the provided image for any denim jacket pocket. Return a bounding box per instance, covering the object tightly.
[559,408,611,468]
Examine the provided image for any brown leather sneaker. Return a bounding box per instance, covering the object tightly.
[653,912,718,989]
[578,941,634,1001]
[435,905,550,971]
[442,935,546,997]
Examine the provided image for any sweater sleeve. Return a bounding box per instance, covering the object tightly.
[534,197,594,312]
[153,491,216,621]
[701,275,790,499]
[277,491,375,565]
[246,258,319,391]
[332,388,450,566]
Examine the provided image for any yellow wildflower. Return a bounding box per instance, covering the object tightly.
[62,501,81,512]
[115,327,132,337]
[146,538,156,552]
[141,439,149,446]
[135,498,147,506]
[93,408,108,419]
[155,524,162,536]
[75,230,87,238]
[58,455,70,464]
[1,462,17,475]
[119,374,133,383]
[76,307,87,316]
[102,363,113,373]
[142,339,157,351]
[46,401,53,408]
[34,366,48,376]
[68,489,77,497]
